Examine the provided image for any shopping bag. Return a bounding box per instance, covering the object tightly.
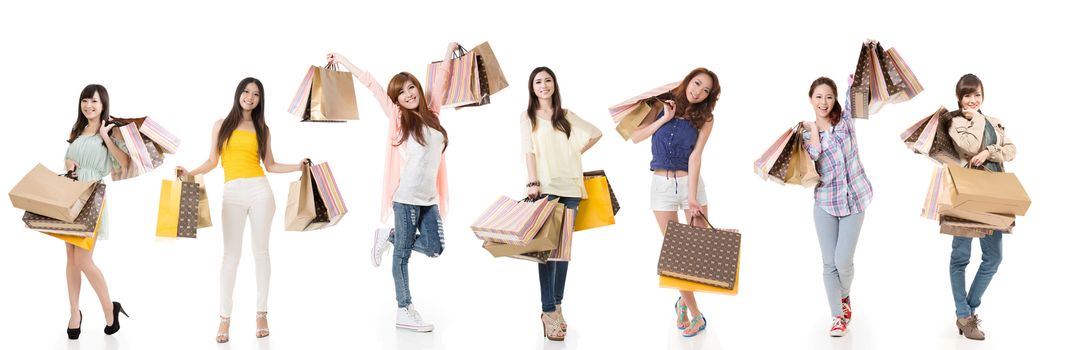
[139,117,181,154]
[608,82,678,140]
[849,41,922,118]
[575,175,615,231]
[155,178,200,238]
[427,46,481,108]
[660,234,741,296]
[945,165,1031,216]
[657,214,741,289]
[471,196,557,245]
[754,127,794,180]
[766,125,800,183]
[884,47,923,102]
[284,163,318,231]
[44,197,104,251]
[23,182,106,237]
[179,174,212,228]
[482,202,565,257]
[469,41,508,96]
[306,162,347,230]
[583,170,620,214]
[111,123,158,180]
[289,64,359,122]
[9,164,97,223]
[545,207,574,261]
[785,124,820,187]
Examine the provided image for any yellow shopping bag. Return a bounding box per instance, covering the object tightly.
[155,179,182,238]
[45,199,104,251]
[659,249,741,296]
[575,175,615,231]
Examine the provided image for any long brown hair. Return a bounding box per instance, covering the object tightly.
[216,77,269,159]
[661,68,720,129]
[67,84,111,143]
[387,72,448,151]
[526,67,571,136]
[955,73,984,111]
[809,77,843,126]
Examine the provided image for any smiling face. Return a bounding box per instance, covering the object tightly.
[532,71,555,100]
[685,73,714,104]
[959,87,983,111]
[80,91,103,121]
[396,80,420,110]
[810,83,836,119]
[239,82,261,112]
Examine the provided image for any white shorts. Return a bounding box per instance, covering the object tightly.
[650,174,708,211]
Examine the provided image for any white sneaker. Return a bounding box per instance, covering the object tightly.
[396,304,434,332]
[371,228,393,267]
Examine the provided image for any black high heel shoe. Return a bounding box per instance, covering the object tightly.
[67,310,82,340]
[103,301,128,335]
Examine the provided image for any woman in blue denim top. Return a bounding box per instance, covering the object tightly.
[630,68,720,337]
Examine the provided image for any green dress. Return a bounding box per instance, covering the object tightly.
[65,134,125,240]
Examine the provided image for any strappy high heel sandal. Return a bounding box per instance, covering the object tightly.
[675,297,690,330]
[216,316,230,343]
[555,305,567,332]
[255,312,270,338]
[683,314,707,338]
[540,312,564,341]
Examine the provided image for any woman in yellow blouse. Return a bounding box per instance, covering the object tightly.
[521,67,602,341]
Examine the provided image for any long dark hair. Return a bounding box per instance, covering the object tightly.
[661,67,720,130]
[526,67,571,136]
[955,73,984,111]
[67,84,111,143]
[809,77,843,126]
[216,77,269,159]
[387,72,448,151]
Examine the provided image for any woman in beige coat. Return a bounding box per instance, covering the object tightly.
[946,73,1016,341]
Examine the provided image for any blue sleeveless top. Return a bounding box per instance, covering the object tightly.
[650,117,698,171]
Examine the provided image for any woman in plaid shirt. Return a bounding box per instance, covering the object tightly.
[802,76,873,337]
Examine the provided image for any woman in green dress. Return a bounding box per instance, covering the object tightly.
[62,84,130,339]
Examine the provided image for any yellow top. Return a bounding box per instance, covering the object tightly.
[221,130,265,182]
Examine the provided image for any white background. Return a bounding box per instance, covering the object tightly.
[1,1,1069,349]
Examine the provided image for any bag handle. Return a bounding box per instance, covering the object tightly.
[963,163,994,172]
[452,46,468,59]
[688,212,716,230]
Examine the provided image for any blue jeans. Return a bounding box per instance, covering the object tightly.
[813,204,866,317]
[538,195,580,313]
[391,202,445,308]
[950,232,1003,318]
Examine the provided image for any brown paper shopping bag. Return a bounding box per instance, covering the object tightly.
[944,166,1031,216]
[9,164,97,223]
[285,164,317,231]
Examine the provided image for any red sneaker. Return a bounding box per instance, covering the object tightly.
[841,296,852,325]
[829,316,847,337]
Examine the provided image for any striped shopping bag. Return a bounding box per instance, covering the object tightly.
[139,117,181,154]
[753,126,794,180]
[920,166,946,220]
[309,162,347,228]
[427,46,481,108]
[113,123,155,180]
[607,82,678,140]
[471,196,557,245]
[886,48,923,100]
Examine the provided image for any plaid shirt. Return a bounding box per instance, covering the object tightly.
[803,109,873,217]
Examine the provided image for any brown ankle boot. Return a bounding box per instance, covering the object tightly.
[955,315,985,340]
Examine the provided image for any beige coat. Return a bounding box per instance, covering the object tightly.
[948,114,1017,166]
